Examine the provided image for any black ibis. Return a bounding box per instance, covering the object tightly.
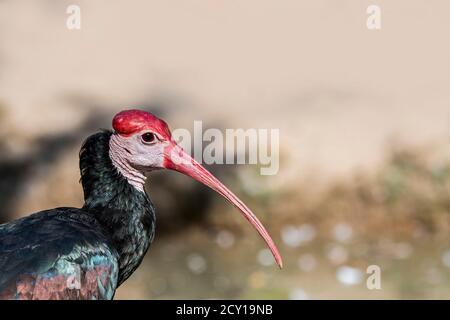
[0,109,282,300]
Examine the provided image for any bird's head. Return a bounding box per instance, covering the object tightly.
[109,109,283,268]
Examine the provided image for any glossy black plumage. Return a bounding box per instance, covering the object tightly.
[0,131,156,299]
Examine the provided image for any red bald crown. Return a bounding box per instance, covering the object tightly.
[112,109,172,139]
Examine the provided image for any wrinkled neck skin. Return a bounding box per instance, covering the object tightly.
[109,134,146,192]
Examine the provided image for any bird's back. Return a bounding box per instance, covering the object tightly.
[0,208,119,300]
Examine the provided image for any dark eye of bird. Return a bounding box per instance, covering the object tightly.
[141,132,156,143]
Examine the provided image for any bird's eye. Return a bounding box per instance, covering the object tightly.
[141,132,156,144]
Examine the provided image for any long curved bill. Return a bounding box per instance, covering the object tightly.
[163,141,283,268]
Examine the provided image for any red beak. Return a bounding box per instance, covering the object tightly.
[163,141,283,268]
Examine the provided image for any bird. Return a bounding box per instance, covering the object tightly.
[0,109,282,300]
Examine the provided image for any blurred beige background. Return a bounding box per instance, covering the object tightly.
[0,1,450,299]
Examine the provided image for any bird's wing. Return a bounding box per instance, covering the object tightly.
[0,208,119,300]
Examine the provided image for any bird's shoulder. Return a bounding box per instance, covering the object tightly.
[0,207,119,300]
